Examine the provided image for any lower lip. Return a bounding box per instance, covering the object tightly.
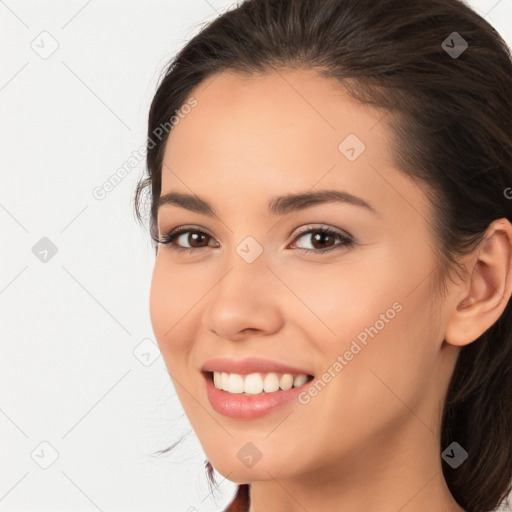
[203,372,312,419]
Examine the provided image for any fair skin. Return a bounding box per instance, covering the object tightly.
[149,68,512,512]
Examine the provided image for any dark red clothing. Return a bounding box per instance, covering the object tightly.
[223,484,250,511]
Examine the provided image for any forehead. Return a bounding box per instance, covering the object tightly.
[160,69,427,221]
[163,68,392,168]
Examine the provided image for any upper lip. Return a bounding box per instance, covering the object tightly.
[201,357,314,376]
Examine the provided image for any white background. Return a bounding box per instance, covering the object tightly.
[1,1,511,511]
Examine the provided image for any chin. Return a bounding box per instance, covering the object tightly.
[210,454,295,483]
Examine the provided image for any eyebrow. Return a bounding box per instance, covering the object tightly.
[155,189,377,217]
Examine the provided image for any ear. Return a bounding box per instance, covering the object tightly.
[444,218,512,347]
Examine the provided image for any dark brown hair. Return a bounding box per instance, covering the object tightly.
[134,1,512,510]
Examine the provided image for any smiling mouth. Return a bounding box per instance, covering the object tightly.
[204,370,315,396]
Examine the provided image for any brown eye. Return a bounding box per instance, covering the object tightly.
[157,225,354,255]
[183,231,210,248]
[309,231,337,250]
[291,226,354,254]
[157,228,217,252]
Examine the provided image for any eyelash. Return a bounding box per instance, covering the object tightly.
[155,225,354,255]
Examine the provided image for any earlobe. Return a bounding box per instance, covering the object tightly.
[444,219,512,347]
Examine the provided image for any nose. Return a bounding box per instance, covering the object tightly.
[201,254,285,342]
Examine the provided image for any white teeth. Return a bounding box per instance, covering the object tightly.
[293,374,307,387]
[263,373,280,393]
[211,371,311,394]
[220,372,229,390]
[244,373,264,394]
[279,374,294,391]
[228,373,244,394]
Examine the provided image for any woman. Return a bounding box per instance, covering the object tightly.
[134,0,512,510]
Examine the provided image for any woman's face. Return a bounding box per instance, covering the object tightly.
[149,69,461,484]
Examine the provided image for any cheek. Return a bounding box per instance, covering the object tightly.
[326,284,438,433]
[296,302,434,464]
[300,252,438,429]
[149,255,200,363]
[280,255,398,348]
[149,257,171,344]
